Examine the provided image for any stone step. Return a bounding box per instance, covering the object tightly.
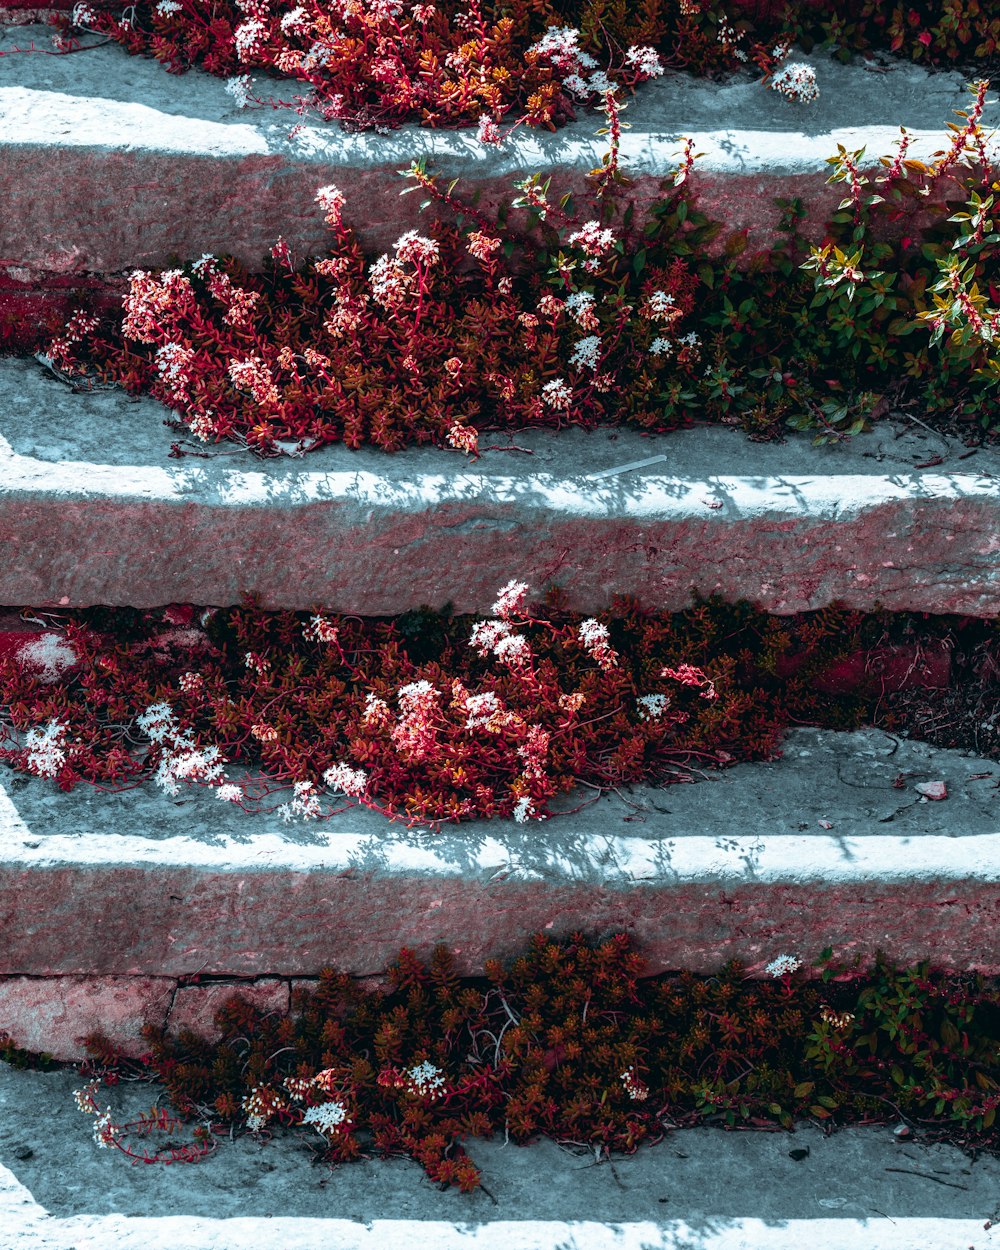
[0,19,987,282]
[0,1063,997,1249]
[0,725,997,1059]
[2,356,998,615]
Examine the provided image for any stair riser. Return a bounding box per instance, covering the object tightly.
[0,866,997,1060]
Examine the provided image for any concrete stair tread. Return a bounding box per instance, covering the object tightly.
[0,726,996,1062]
[0,1063,997,1248]
[2,356,998,613]
[0,21,989,272]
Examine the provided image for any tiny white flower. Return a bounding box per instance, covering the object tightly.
[569,335,602,371]
[494,634,531,665]
[302,1100,351,1133]
[637,693,670,721]
[586,71,615,94]
[24,721,68,779]
[765,954,802,978]
[216,784,243,803]
[492,580,530,620]
[224,75,255,109]
[625,45,663,77]
[578,619,610,646]
[513,795,535,823]
[406,1061,446,1098]
[323,762,368,797]
[769,63,819,104]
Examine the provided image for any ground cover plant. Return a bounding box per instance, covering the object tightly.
[48,1,1000,135]
[65,934,1000,1188]
[33,81,1000,453]
[1,589,997,826]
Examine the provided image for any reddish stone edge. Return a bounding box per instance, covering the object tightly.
[0,868,997,1057]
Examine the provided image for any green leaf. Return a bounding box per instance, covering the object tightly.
[633,249,647,276]
[793,1081,815,1099]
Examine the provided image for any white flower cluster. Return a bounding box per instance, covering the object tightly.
[25,722,68,780]
[569,335,602,371]
[648,338,673,357]
[492,580,529,620]
[277,779,323,823]
[92,1109,118,1148]
[477,114,504,146]
[469,618,512,657]
[512,795,536,823]
[234,18,268,61]
[280,5,310,34]
[565,290,599,330]
[494,634,533,668]
[648,290,676,317]
[620,1066,650,1101]
[529,25,597,70]
[531,25,659,103]
[224,75,255,109]
[636,693,671,721]
[625,45,664,77]
[406,1061,446,1099]
[155,340,195,389]
[398,679,439,715]
[567,221,615,257]
[191,254,219,278]
[769,64,819,104]
[542,377,573,410]
[302,1100,351,1134]
[137,702,235,800]
[765,954,802,978]
[323,762,369,797]
[304,614,339,644]
[578,618,619,670]
[394,231,439,267]
[71,3,98,27]
[17,634,78,684]
[464,691,501,729]
[314,184,346,227]
[155,0,183,14]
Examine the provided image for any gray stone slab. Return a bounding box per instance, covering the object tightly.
[0,23,989,274]
[0,728,996,1020]
[0,1063,997,1224]
[2,357,999,615]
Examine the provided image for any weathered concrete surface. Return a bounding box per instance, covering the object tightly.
[2,358,999,615]
[0,22,989,276]
[0,729,996,1025]
[0,1065,998,1245]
